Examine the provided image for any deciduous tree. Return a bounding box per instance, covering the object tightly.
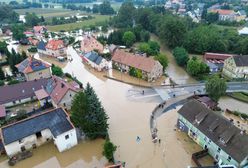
[206,75,227,102]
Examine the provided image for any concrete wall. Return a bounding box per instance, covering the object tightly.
[4,129,53,157]
[223,57,248,79]
[53,128,77,152]
[178,114,241,167]
[4,97,33,107]
[25,68,51,81]
[148,61,163,82]
[45,48,66,58]
[59,90,77,109]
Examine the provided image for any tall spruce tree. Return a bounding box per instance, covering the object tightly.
[0,66,5,80]
[71,83,109,140]
[84,83,109,139]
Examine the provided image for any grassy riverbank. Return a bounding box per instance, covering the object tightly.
[228,92,248,103]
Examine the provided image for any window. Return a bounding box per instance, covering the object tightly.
[217,147,221,153]
[36,132,42,138]
[208,139,212,144]
[65,135,69,140]
[19,139,24,144]
[13,101,16,104]
[227,156,232,162]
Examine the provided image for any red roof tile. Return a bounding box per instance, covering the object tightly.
[50,76,81,104]
[210,9,235,15]
[204,52,234,61]
[112,49,160,73]
[46,40,65,51]
[33,26,46,33]
[81,35,104,53]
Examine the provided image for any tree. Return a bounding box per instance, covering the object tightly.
[103,140,117,162]
[11,24,25,41]
[186,57,201,76]
[0,5,19,24]
[0,66,5,80]
[172,47,189,66]
[205,75,227,102]
[122,31,136,47]
[92,4,99,13]
[25,12,40,27]
[154,54,168,71]
[107,30,124,45]
[51,64,63,77]
[148,41,160,55]
[99,0,115,15]
[115,1,135,28]
[158,16,187,48]
[71,83,109,139]
[186,57,209,77]
[0,80,4,86]
[0,41,7,54]
[140,30,150,42]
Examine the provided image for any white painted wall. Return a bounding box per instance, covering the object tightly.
[4,97,33,107]
[59,90,77,109]
[45,48,67,58]
[53,128,77,152]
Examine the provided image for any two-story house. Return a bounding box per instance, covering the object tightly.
[15,57,51,81]
[222,55,248,80]
[177,100,248,168]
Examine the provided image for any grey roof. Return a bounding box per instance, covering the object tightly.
[84,51,104,65]
[0,78,50,105]
[233,55,248,67]
[178,100,248,163]
[1,108,73,145]
[37,40,46,51]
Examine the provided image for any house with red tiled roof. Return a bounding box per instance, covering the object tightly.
[44,39,67,57]
[15,57,51,81]
[112,49,163,82]
[33,26,47,34]
[81,35,104,53]
[209,9,236,21]
[45,76,82,109]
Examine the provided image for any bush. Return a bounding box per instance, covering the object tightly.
[51,64,63,77]
[8,80,19,85]
[28,46,37,53]
[103,140,117,162]
[0,80,4,86]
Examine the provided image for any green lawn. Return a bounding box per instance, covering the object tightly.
[46,15,110,32]
[230,92,248,103]
[15,8,81,19]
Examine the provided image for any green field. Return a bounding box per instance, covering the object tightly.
[15,8,82,18]
[46,15,110,31]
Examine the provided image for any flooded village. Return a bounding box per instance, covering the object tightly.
[0,1,248,168]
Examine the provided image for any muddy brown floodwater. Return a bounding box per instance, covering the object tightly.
[219,96,248,115]
[150,34,197,85]
[0,47,212,168]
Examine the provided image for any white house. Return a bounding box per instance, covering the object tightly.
[82,51,108,71]
[0,78,50,107]
[45,39,67,58]
[0,108,78,157]
[222,55,248,79]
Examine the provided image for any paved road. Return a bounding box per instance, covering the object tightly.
[154,81,248,101]
[150,81,248,139]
